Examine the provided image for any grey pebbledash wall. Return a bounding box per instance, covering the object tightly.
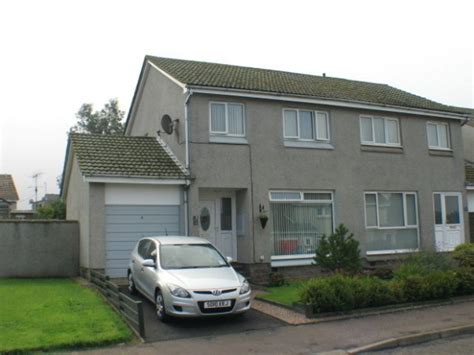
[0,220,79,277]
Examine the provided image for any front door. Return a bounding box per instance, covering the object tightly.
[199,193,237,260]
[434,192,464,251]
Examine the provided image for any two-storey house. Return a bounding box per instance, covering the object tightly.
[124,57,470,279]
[63,56,471,279]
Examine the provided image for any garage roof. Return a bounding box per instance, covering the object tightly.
[69,133,188,179]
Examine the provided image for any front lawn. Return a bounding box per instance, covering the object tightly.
[0,278,132,353]
[257,283,303,306]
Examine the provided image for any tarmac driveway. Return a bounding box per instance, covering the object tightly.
[120,288,285,342]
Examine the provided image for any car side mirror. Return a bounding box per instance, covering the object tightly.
[226,256,233,263]
[142,259,156,268]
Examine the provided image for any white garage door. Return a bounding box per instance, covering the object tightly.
[104,184,182,278]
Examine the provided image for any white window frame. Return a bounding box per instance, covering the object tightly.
[359,115,401,147]
[364,191,419,255]
[283,109,330,142]
[269,190,336,265]
[427,121,451,150]
[209,101,246,137]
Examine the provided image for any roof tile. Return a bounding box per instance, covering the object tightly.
[147,56,471,115]
[70,133,188,179]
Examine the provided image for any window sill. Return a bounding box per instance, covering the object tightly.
[429,149,453,157]
[360,145,403,154]
[270,254,315,267]
[209,136,248,145]
[284,140,334,150]
[366,249,418,256]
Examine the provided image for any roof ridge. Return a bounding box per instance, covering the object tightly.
[155,135,189,177]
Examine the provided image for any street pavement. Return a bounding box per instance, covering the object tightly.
[375,334,474,355]
[75,300,474,355]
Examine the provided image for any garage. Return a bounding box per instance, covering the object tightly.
[105,184,183,277]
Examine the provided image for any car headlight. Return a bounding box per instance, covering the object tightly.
[168,284,191,298]
[240,279,250,294]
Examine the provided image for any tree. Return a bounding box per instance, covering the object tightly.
[314,224,362,274]
[70,98,124,135]
[36,200,66,220]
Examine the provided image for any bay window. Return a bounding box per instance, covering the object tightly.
[270,191,334,256]
[360,115,400,146]
[364,192,419,253]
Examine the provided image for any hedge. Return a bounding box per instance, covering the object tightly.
[301,245,474,313]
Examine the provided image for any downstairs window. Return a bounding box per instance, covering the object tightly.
[364,192,419,254]
[270,191,334,256]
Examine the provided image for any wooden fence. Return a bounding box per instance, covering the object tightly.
[90,270,145,338]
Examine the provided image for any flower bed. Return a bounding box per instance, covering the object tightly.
[259,243,474,317]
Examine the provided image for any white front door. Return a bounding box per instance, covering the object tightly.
[434,192,464,251]
[199,192,237,260]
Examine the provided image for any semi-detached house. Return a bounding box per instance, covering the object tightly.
[63,56,472,280]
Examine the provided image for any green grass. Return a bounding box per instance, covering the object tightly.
[0,278,132,353]
[257,283,303,306]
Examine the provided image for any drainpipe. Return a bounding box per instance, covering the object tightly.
[184,89,193,236]
[184,88,193,169]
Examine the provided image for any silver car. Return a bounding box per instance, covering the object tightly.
[127,236,251,321]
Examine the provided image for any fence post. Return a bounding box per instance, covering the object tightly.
[137,302,145,338]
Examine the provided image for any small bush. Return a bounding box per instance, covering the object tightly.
[393,252,456,279]
[269,272,287,287]
[452,243,474,268]
[301,275,394,312]
[355,277,395,307]
[300,275,354,312]
[314,224,362,274]
[456,267,474,295]
[396,271,459,302]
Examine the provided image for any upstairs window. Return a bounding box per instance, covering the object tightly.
[283,109,330,142]
[360,115,400,146]
[427,122,450,150]
[210,102,245,136]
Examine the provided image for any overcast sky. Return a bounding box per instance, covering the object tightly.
[0,0,473,209]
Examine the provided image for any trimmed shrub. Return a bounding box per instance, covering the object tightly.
[452,243,474,268]
[356,277,395,308]
[455,267,474,295]
[301,275,394,312]
[314,224,362,274]
[396,271,459,302]
[300,275,354,313]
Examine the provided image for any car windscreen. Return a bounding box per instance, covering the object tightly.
[160,243,229,269]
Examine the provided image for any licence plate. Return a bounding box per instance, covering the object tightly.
[203,300,232,309]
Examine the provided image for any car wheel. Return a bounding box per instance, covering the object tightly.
[155,290,169,322]
[128,272,137,294]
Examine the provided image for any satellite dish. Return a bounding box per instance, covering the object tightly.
[161,114,174,134]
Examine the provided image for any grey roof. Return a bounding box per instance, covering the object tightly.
[146,56,469,115]
[0,175,19,201]
[69,133,188,179]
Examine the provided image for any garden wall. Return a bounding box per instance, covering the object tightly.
[0,220,79,277]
